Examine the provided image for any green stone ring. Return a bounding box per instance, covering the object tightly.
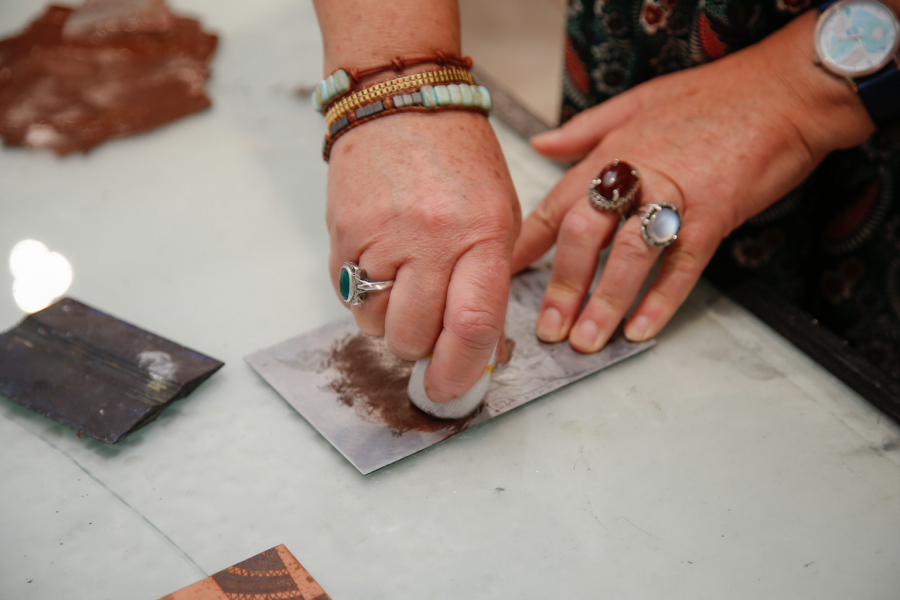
[339,262,393,306]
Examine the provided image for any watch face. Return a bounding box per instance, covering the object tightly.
[816,0,900,77]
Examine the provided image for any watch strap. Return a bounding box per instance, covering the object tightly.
[817,0,841,9]
[857,63,900,124]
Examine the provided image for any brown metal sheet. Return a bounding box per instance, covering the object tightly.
[160,545,331,600]
[0,297,223,443]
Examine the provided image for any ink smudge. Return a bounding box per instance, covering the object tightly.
[0,0,218,154]
[324,333,478,436]
[502,338,515,364]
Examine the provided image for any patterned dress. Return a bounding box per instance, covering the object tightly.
[563,0,900,379]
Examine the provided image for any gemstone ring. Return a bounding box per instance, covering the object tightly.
[588,159,641,216]
[339,262,393,306]
[636,202,682,248]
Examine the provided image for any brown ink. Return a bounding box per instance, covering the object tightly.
[0,0,218,154]
[324,333,479,435]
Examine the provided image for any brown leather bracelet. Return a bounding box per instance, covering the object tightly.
[314,51,474,112]
[323,104,489,162]
[346,50,473,90]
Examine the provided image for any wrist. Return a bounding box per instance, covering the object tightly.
[329,108,493,163]
[773,10,876,155]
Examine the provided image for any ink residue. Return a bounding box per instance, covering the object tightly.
[0,0,218,154]
[325,333,477,435]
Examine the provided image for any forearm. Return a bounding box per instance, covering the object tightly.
[312,0,461,77]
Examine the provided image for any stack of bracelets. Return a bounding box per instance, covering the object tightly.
[313,51,493,161]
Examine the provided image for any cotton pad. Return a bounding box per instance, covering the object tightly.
[407,346,497,419]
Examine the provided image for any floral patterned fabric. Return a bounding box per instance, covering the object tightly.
[563,0,900,378]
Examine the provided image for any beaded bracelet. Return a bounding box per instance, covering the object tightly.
[322,83,493,161]
[312,51,474,112]
[324,67,475,129]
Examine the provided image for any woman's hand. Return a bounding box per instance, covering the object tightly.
[328,110,520,401]
[511,10,874,353]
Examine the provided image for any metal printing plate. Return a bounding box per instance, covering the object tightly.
[245,269,655,474]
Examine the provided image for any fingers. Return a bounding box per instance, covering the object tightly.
[534,199,619,343]
[530,94,640,163]
[567,169,683,353]
[511,156,603,273]
[424,246,509,403]
[383,261,450,360]
[328,247,396,336]
[622,209,722,342]
[568,216,662,352]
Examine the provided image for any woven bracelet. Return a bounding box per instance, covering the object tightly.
[322,83,493,162]
[324,67,474,128]
[313,51,474,112]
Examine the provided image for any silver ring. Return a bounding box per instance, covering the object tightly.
[637,202,682,248]
[339,262,393,305]
[588,159,641,216]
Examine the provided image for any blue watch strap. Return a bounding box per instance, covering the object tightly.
[857,64,900,124]
[817,0,841,9]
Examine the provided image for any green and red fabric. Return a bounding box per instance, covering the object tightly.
[563,0,900,378]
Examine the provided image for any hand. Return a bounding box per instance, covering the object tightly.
[511,11,873,353]
[327,111,520,401]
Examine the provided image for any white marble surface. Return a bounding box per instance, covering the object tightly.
[1,1,900,598]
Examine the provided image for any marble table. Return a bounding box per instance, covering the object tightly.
[2,0,899,598]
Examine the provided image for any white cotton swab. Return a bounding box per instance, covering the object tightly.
[407,345,497,419]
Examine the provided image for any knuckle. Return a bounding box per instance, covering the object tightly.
[448,307,502,351]
[330,215,353,244]
[472,215,515,246]
[386,327,432,361]
[546,276,586,302]
[532,198,561,232]
[666,243,709,279]
[559,210,599,247]
[588,288,622,317]
[686,206,731,245]
[478,197,514,222]
[409,203,454,235]
[615,227,653,263]
[688,201,738,239]
[353,312,386,338]
[643,286,676,310]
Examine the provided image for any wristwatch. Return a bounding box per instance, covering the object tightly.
[814,0,900,124]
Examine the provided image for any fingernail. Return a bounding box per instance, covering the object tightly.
[625,315,650,341]
[536,306,564,342]
[570,319,600,352]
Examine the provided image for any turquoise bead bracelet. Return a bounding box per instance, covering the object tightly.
[312,69,351,113]
[312,52,475,113]
[322,83,493,161]
[420,83,492,111]
[326,83,492,139]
